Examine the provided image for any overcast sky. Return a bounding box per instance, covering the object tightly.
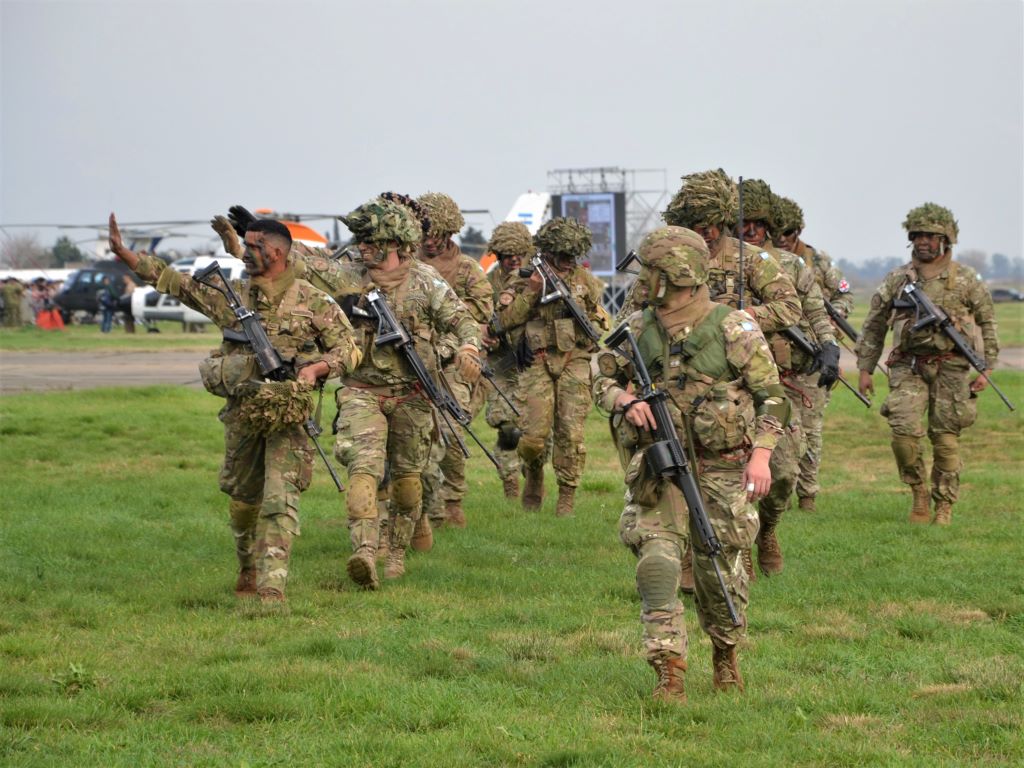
[2,0,1022,267]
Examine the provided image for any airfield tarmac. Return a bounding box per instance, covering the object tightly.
[1,348,1021,395]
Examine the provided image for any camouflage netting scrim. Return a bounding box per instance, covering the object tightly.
[534,217,592,259]
[739,178,773,224]
[662,168,738,230]
[488,222,535,258]
[237,380,315,434]
[903,202,959,244]
[638,226,710,287]
[770,195,805,234]
[341,198,423,247]
[379,192,431,237]
[417,192,465,238]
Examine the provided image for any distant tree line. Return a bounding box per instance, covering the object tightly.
[0,235,86,269]
[837,251,1023,289]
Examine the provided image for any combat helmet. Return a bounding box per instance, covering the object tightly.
[535,217,592,261]
[739,178,773,225]
[771,195,805,235]
[903,202,958,244]
[488,221,534,259]
[637,226,709,287]
[662,169,738,230]
[417,192,465,238]
[341,197,423,254]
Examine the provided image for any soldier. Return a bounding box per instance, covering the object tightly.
[108,213,361,603]
[498,217,609,517]
[660,169,802,590]
[415,191,494,533]
[771,194,854,511]
[593,226,786,702]
[481,222,534,498]
[739,179,839,576]
[332,197,482,587]
[2,278,25,327]
[856,203,998,525]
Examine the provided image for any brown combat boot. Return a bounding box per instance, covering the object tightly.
[234,568,258,598]
[679,548,695,594]
[756,528,784,576]
[383,548,406,580]
[346,550,380,591]
[712,644,744,692]
[932,500,953,526]
[555,485,576,517]
[522,465,545,510]
[502,474,520,499]
[742,549,756,582]
[377,519,391,562]
[649,657,687,704]
[798,496,816,512]
[411,514,434,552]
[257,587,286,604]
[909,484,931,523]
[445,501,467,528]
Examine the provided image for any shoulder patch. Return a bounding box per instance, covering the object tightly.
[313,258,329,271]
[838,279,850,293]
[596,352,618,376]
[759,251,770,261]
[499,292,514,306]
[741,320,756,332]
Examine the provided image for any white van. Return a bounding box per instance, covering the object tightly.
[131,255,248,327]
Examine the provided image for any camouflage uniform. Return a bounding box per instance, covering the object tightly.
[856,204,997,521]
[498,218,609,515]
[592,226,786,695]
[2,280,24,326]
[128,251,360,599]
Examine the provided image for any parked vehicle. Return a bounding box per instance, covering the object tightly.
[991,288,1024,303]
[130,255,248,327]
[53,261,144,323]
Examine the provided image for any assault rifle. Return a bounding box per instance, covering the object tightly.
[895,283,1014,411]
[361,289,501,467]
[487,310,518,376]
[522,254,603,348]
[605,322,741,627]
[781,325,872,408]
[193,261,345,492]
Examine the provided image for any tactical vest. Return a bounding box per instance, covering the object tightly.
[890,262,975,357]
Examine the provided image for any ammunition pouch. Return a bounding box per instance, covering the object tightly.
[690,380,755,452]
[198,352,259,399]
[496,423,522,450]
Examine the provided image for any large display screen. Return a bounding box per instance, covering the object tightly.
[550,192,626,277]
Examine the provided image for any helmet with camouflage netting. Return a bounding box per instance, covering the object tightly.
[739,178,773,225]
[903,202,958,244]
[341,197,423,251]
[637,226,709,287]
[534,217,592,260]
[771,194,805,235]
[488,221,534,258]
[662,168,738,230]
[417,192,465,238]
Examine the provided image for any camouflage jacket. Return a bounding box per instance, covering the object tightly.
[335,259,482,388]
[592,303,784,454]
[290,242,363,300]
[498,263,610,356]
[130,252,361,380]
[763,244,836,373]
[419,242,493,361]
[707,235,802,332]
[856,259,999,372]
[792,240,853,319]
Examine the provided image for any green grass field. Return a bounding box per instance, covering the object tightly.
[1,371,1022,766]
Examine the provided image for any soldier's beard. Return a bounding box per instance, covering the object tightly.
[912,244,941,263]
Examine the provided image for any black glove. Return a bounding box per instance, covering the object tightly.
[338,293,361,319]
[816,342,841,388]
[227,205,257,236]
[514,333,535,371]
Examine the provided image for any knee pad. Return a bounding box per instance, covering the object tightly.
[636,541,681,612]
[890,435,920,469]
[391,474,422,510]
[228,499,259,529]
[496,423,522,451]
[518,435,546,464]
[346,473,378,520]
[931,432,961,473]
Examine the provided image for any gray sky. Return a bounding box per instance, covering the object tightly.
[2,0,1022,266]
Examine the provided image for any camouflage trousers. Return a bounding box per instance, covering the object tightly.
[484,361,522,483]
[789,370,831,500]
[619,454,758,661]
[759,383,807,530]
[217,398,314,595]
[514,351,592,488]
[333,384,434,550]
[880,358,977,503]
[422,365,483,523]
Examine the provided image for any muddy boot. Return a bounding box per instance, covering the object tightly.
[555,485,576,517]
[756,527,783,576]
[797,496,816,512]
[384,548,406,580]
[502,474,520,500]
[679,548,695,594]
[909,484,930,524]
[234,568,258,598]
[932,500,953,526]
[346,550,380,590]
[445,501,467,529]
[411,514,434,552]
[522,464,544,510]
[742,549,756,582]
[649,657,687,704]
[712,644,744,692]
